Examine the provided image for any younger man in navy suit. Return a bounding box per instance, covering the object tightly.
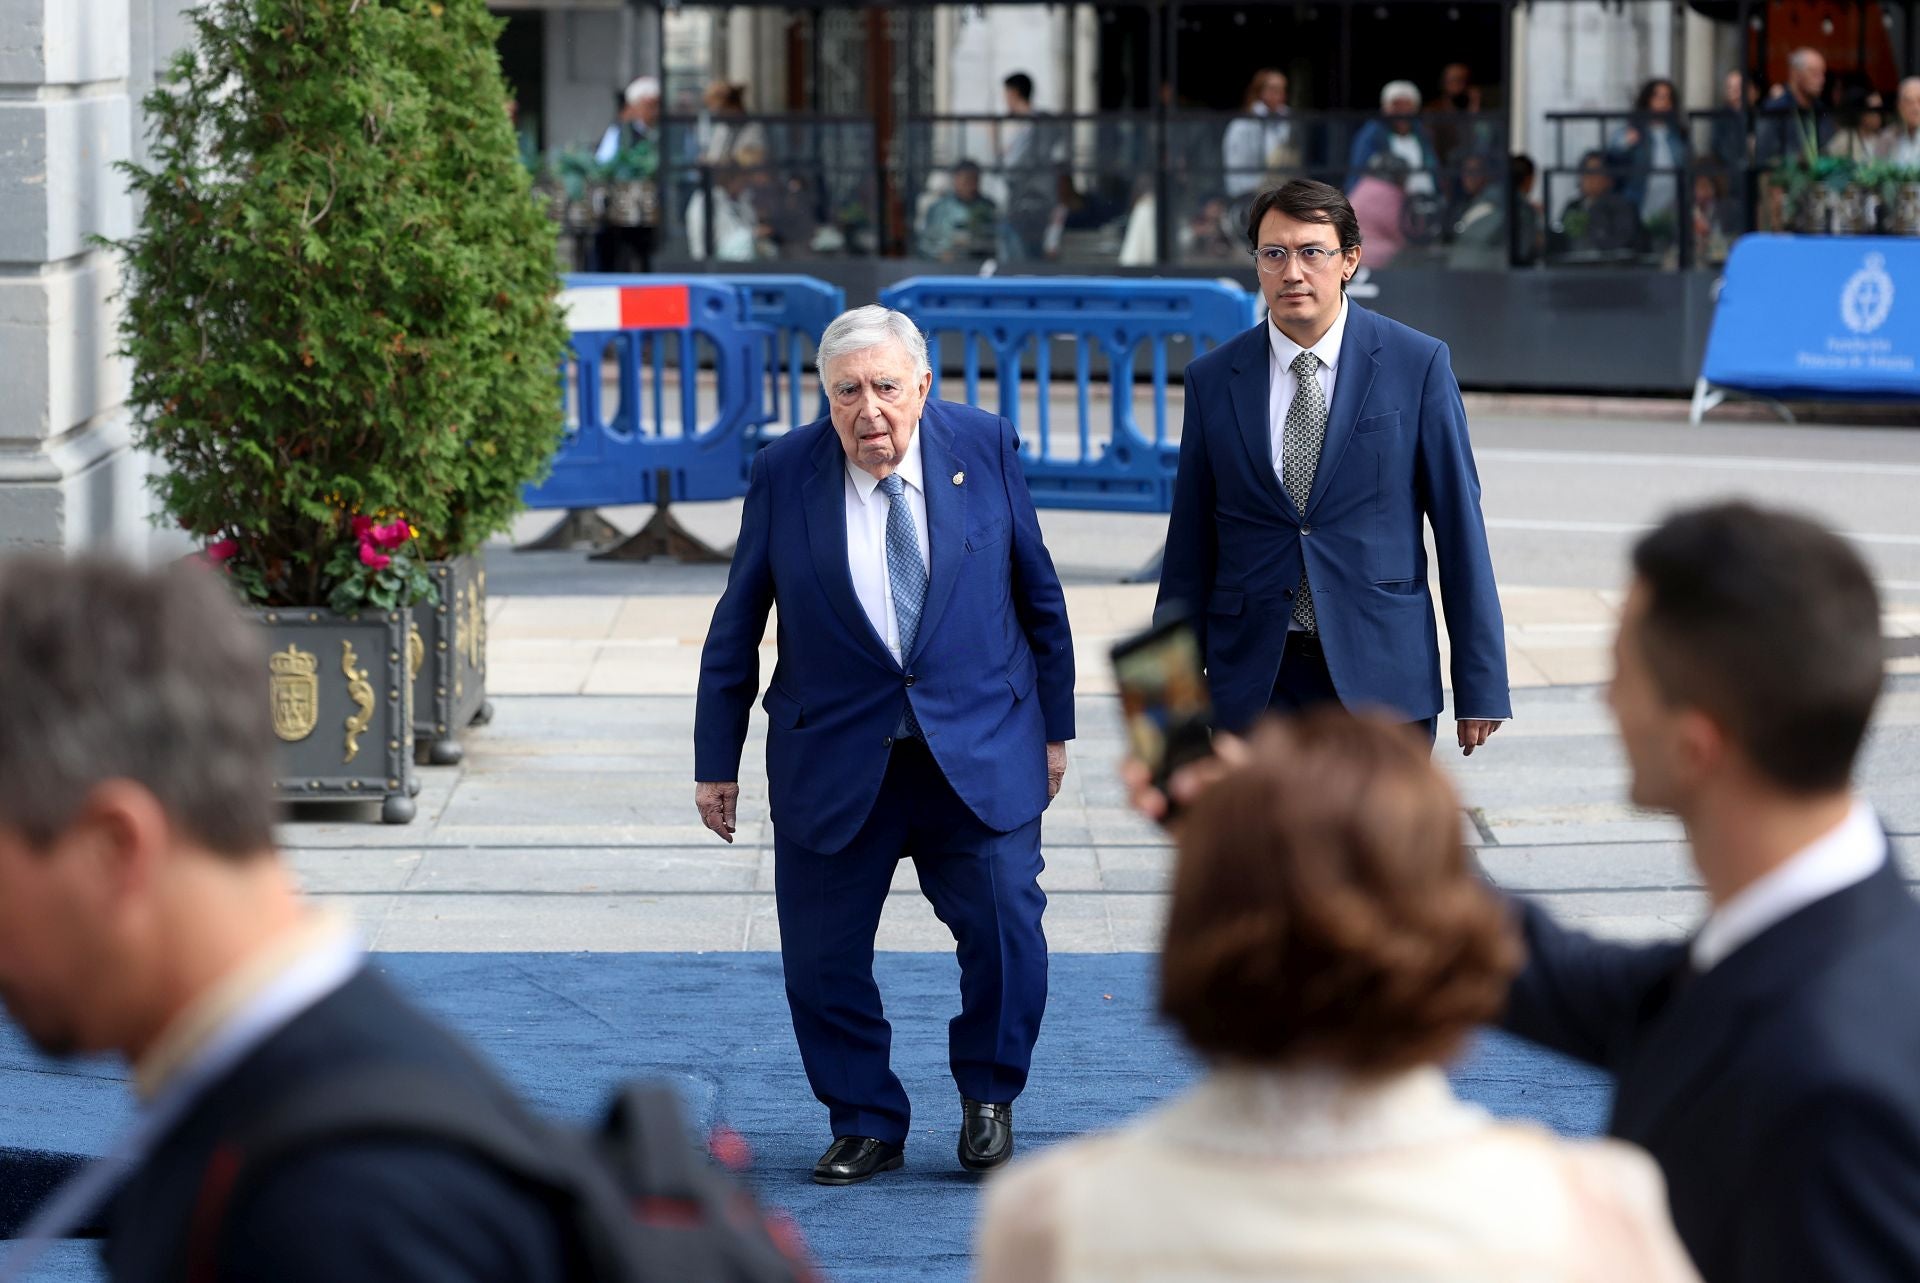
[694,306,1075,1185]
[1156,179,1508,751]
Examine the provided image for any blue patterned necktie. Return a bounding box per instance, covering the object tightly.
[879,473,928,736]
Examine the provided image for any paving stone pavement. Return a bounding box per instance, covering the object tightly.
[287,411,1920,954]
[284,651,1920,954]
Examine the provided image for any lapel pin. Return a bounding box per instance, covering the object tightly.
[952,471,965,486]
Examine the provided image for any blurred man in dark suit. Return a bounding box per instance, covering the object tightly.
[1131,502,1920,1282]
[1506,503,1920,1282]
[0,557,570,1283]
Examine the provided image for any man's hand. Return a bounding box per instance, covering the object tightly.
[1119,733,1250,826]
[1046,742,1069,799]
[1457,719,1501,757]
[695,781,740,843]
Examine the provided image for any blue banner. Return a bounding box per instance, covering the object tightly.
[1701,235,1920,400]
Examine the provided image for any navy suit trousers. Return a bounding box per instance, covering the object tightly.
[773,739,1047,1145]
[1270,632,1438,744]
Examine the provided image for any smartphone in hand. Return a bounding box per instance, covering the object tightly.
[1110,613,1214,809]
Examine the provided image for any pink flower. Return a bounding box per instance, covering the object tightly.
[358,542,392,570]
[351,515,374,539]
[205,538,239,563]
[371,518,412,550]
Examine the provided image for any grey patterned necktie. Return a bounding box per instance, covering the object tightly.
[1283,350,1327,633]
[879,473,927,736]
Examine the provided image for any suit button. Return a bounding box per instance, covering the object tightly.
[1283,588,1294,599]
[1302,526,1313,535]
[883,736,894,748]
[904,674,916,687]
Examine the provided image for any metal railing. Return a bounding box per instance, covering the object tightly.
[542,107,1909,273]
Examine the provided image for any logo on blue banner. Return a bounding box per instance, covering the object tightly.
[1841,253,1895,336]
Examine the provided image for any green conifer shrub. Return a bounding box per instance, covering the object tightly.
[108,0,569,611]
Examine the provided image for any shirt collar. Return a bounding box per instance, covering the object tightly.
[1691,799,1887,973]
[1268,293,1348,377]
[846,423,925,501]
[135,910,358,1101]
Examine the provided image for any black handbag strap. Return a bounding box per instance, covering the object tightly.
[187,1065,633,1282]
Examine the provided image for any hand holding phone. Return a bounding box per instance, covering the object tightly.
[1110,614,1215,810]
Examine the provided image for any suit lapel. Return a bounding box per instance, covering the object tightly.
[909,404,965,662]
[802,425,896,667]
[1226,324,1300,522]
[1611,858,1908,1145]
[1303,302,1381,519]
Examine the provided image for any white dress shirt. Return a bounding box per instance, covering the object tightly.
[1691,799,1887,973]
[844,427,930,666]
[1267,293,1347,482]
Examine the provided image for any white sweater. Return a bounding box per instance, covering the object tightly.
[976,1066,1701,1283]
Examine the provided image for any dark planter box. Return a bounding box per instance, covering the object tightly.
[411,555,492,766]
[255,607,417,824]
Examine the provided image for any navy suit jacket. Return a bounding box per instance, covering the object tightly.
[1156,305,1509,730]
[105,968,570,1283]
[1505,859,1920,1282]
[694,401,1075,854]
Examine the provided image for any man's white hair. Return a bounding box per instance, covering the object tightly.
[1788,48,1823,73]
[815,305,930,382]
[1381,80,1422,110]
[624,76,660,106]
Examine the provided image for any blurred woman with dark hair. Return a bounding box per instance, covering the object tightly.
[1609,78,1688,239]
[977,711,1700,1283]
[1825,85,1890,162]
[1222,69,1295,200]
[700,80,768,168]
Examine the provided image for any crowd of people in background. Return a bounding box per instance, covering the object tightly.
[907,53,1918,272]
[578,51,1917,270]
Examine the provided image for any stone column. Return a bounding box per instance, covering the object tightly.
[0,0,138,552]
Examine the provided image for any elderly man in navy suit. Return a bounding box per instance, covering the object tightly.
[694,305,1075,1185]
[1156,178,1509,749]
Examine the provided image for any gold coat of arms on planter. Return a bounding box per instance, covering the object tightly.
[269,644,320,742]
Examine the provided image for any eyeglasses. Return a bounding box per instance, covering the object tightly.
[1251,245,1351,273]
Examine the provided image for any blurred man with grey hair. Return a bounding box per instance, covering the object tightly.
[1759,47,1833,162]
[1888,76,1920,167]
[694,305,1075,1185]
[0,557,570,1282]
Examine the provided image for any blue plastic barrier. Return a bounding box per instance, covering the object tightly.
[1692,235,1920,423]
[715,274,845,437]
[879,277,1256,512]
[563,273,841,439]
[525,278,769,510]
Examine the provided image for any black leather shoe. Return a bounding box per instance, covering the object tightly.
[812,1136,904,1185]
[958,1099,1014,1172]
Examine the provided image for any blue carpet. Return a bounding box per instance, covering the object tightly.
[0,953,1610,1282]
